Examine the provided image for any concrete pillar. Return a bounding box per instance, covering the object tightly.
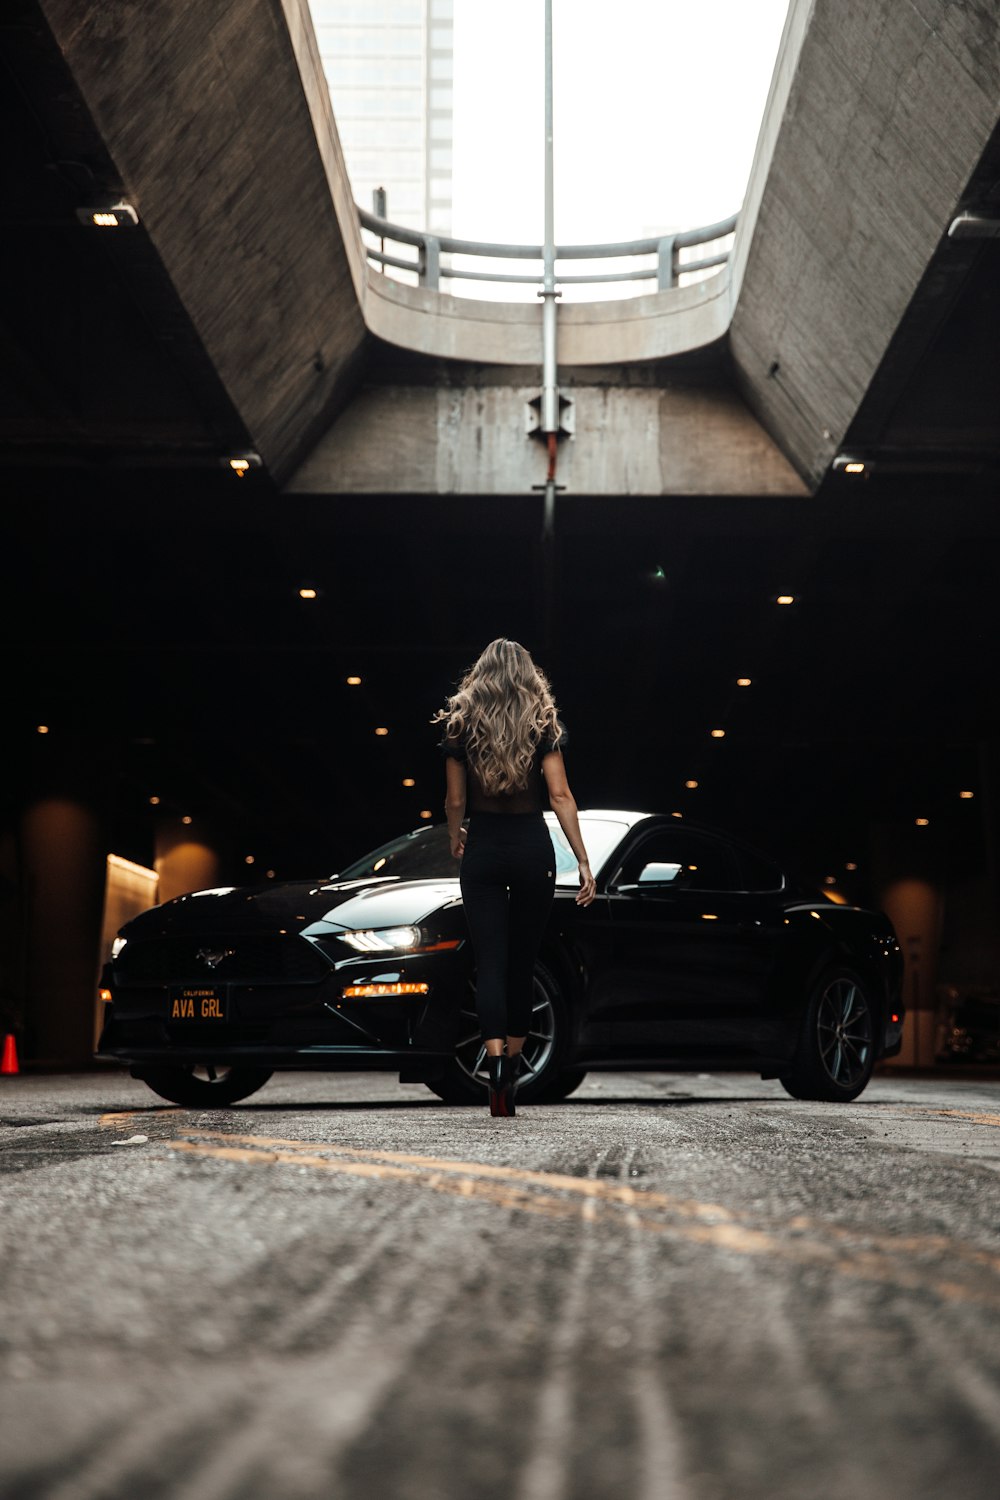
[870,819,946,1068]
[154,821,223,903]
[877,878,945,1068]
[20,798,106,1066]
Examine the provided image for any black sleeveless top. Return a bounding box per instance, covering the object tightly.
[438,721,568,815]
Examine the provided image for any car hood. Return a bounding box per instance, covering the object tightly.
[121,876,463,940]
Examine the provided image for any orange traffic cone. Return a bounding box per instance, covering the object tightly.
[1,1033,19,1075]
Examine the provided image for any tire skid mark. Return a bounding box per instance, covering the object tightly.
[164,1134,1000,1311]
[514,1147,604,1500]
[619,1144,693,1500]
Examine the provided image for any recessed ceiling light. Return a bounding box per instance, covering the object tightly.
[148,796,160,806]
[375,727,389,736]
[266,869,276,879]
[736,677,752,687]
[671,811,683,818]
[36,724,49,734]
[775,595,795,605]
[245,854,256,864]
[845,861,858,871]
[959,790,974,799]
[346,676,362,686]
[298,587,318,600]
[684,779,698,789]
[419,809,432,820]
[915,817,929,827]
[181,815,192,826]
[710,728,726,738]
[402,778,415,787]
[824,876,836,885]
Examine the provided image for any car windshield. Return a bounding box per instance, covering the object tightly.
[337,814,632,886]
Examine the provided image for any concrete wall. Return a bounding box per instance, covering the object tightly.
[730,0,1000,486]
[286,381,807,497]
[40,0,369,484]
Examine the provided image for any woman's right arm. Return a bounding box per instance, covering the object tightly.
[541,750,597,906]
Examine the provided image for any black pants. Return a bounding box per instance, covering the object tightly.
[459,811,556,1040]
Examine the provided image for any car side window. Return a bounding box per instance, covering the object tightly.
[613,829,739,892]
[735,845,785,892]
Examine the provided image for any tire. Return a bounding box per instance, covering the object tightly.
[137,1063,273,1107]
[779,965,876,1102]
[425,960,572,1105]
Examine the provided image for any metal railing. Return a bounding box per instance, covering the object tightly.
[357,207,738,297]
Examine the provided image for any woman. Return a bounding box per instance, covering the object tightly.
[431,638,596,1117]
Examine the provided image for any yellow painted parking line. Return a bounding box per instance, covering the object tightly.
[172,1128,736,1223]
[164,1132,1000,1310]
[927,1109,1000,1130]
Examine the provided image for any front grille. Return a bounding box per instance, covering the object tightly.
[116,934,330,986]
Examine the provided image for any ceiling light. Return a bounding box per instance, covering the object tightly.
[245,854,256,863]
[346,676,362,686]
[824,876,836,885]
[402,778,415,787]
[833,455,867,475]
[148,796,160,805]
[298,587,318,600]
[684,779,698,789]
[671,811,683,818]
[959,790,974,800]
[77,201,139,228]
[915,818,929,827]
[36,724,49,734]
[948,212,1000,240]
[266,869,275,879]
[710,728,726,738]
[845,861,858,871]
[419,809,432,819]
[375,726,389,736]
[224,453,261,477]
[736,677,752,687]
[181,815,192,826]
[775,595,795,605]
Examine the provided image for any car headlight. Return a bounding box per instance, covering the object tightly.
[111,937,128,960]
[339,926,422,953]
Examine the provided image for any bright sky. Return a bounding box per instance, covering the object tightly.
[452,0,791,244]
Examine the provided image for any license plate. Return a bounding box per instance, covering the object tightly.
[168,986,228,1022]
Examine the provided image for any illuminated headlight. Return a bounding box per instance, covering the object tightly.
[111,937,128,960]
[340,925,421,953]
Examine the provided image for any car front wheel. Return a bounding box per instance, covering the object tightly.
[425,961,572,1105]
[136,1063,273,1108]
[779,966,876,1102]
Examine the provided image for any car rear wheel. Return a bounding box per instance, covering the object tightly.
[425,961,572,1106]
[779,966,876,1102]
[137,1063,273,1107]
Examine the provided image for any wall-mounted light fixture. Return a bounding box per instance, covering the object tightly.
[948,212,1000,240]
[76,201,139,228]
[223,453,262,477]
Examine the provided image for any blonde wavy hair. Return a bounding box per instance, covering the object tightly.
[430,638,562,796]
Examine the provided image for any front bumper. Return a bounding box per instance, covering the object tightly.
[97,947,468,1069]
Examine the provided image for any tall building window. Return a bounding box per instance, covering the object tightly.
[310,0,454,234]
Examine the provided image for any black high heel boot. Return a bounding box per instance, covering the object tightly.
[503,1051,521,1117]
[487,1054,508,1117]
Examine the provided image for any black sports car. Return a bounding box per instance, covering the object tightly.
[97,810,904,1107]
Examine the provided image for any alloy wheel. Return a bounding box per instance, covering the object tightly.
[454,975,557,1091]
[816,977,872,1089]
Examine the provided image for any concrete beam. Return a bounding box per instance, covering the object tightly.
[38,0,368,483]
[730,0,1000,487]
[285,382,806,497]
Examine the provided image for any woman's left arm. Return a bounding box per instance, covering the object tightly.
[444,758,467,858]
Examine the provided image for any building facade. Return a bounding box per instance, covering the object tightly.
[309,0,454,234]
